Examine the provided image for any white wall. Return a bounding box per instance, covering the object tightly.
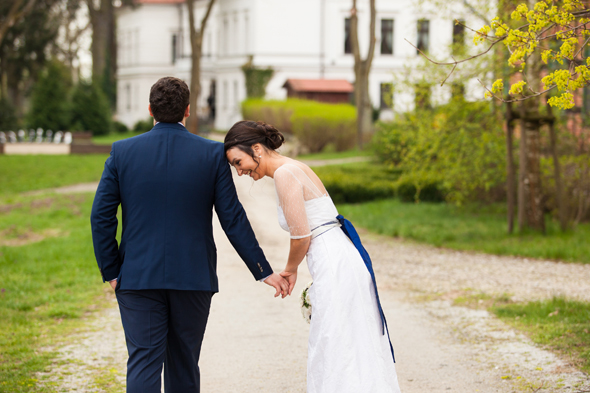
[116,0,492,130]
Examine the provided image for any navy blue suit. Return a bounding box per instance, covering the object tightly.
[90,122,272,392]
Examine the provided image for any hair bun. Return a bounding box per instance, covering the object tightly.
[256,121,284,150]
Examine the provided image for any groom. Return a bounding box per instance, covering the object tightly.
[90,76,289,392]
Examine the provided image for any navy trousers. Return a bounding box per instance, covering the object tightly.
[115,289,213,393]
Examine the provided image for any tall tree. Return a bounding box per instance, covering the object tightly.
[0,0,36,47]
[186,0,216,135]
[412,0,590,232]
[350,0,376,149]
[86,0,117,107]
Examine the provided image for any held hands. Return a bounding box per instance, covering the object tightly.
[264,273,290,298]
[279,270,297,296]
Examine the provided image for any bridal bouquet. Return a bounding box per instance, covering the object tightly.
[300,281,312,324]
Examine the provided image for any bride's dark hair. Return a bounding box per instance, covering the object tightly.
[224,121,285,161]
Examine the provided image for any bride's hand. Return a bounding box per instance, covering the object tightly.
[279,270,297,296]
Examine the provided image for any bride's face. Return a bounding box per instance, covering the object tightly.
[226,147,263,180]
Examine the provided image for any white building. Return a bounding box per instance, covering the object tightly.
[116,0,485,130]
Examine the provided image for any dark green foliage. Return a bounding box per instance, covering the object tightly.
[396,180,445,203]
[27,60,72,131]
[373,100,506,204]
[493,297,590,372]
[70,81,112,136]
[0,97,18,130]
[113,121,129,133]
[313,163,400,203]
[132,117,154,132]
[242,63,274,98]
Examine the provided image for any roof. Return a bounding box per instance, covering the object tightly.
[282,79,354,93]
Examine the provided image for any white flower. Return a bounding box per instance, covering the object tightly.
[300,281,313,324]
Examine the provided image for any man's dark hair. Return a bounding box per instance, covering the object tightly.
[149,77,190,123]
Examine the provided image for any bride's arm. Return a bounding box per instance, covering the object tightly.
[274,167,312,294]
[281,237,310,295]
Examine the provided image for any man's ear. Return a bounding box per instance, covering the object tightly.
[148,104,153,117]
[184,105,190,118]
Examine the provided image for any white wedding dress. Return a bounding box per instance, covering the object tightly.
[274,163,401,393]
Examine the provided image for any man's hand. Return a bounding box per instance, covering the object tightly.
[279,270,297,296]
[263,273,289,298]
[109,279,117,291]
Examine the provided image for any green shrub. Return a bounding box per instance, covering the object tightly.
[27,60,71,131]
[313,163,400,203]
[113,121,128,133]
[241,99,357,152]
[132,117,154,132]
[70,81,112,136]
[373,100,506,204]
[0,97,18,130]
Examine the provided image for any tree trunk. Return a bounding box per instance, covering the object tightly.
[187,0,216,135]
[517,100,527,231]
[0,0,36,47]
[547,105,567,231]
[350,0,376,149]
[87,0,111,81]
[505,101,516,234]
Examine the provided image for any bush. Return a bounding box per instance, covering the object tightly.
[27,60,71,131]
[241,99,357,153]
[113,121,128,133]
[0,97,18,130]
[132,117,154,132]
[373,100,506,204]
[70,81,112,136]
[312,163,399,203]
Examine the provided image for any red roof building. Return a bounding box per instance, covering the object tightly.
[282,79,353,104]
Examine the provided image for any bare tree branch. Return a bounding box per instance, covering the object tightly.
[461,0,490,25]
[0,0,36,46]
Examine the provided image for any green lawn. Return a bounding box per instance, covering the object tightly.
[92,131,146,145]
[0,155,109,197]
[454,293,590,374]
[0,193,119,391]
[338,198,590,263]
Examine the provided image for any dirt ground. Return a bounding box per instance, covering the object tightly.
[36,168,590,392]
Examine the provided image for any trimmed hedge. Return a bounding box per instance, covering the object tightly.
[312,163,400,204]
[242,98,356,153]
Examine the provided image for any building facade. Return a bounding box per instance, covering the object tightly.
[116,0,484,130]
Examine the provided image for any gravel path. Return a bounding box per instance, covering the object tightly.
[36,172,590,392]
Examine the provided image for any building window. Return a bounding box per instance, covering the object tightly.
[126,84,131,111]
[417,19,429,54]
[223,17,229,55]
[233,80,239,110]
[452,20,465,55]
[223,80,228,109]
[380,83,393,109]
[415,83,431,110]
[344,18,352,54]
[451,83,465,100]
[172,34,177,64]
[381,19,394,55]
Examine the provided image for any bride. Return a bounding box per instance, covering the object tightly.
[224,120,401,393]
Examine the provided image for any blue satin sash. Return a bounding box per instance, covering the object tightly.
[336,214,396,363]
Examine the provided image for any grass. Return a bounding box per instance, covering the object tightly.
[493,297,590,373]
[92,131,146,145]
[453,293,590,373]
[338,198,590,263]
[0,193,119,391]
[0,155,109,196]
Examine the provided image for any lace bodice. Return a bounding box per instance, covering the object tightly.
[274,163,339,239]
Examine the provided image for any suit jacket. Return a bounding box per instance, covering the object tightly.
[90,122,272,291]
